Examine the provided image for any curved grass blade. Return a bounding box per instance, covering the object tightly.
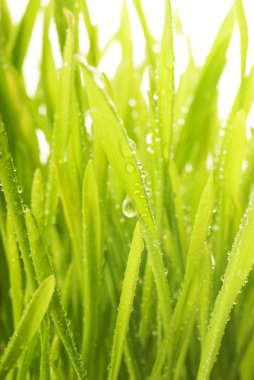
[81,62,171,328]
[108,222,144,380]
[176,6,234,170]
[0,275,55,378]
[197,193,254,380]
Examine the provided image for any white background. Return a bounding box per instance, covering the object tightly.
[6,0,254,123]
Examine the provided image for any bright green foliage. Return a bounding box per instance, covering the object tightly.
[0,0,254,379]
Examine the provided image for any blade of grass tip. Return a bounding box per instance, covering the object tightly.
[156,0,174,162]
[230,65,254,118]
[0,117,36,291]
[197,193,254,380]
[11,0,41,70]
[82,160,102,376]
[6,212,23,327]
[176,6,234,170]
[0,275,55,378]
[234,0,248,81]
[81,62,171,328]
[25,209,86,380]
[150,174,214,379]
[109,222,144,380]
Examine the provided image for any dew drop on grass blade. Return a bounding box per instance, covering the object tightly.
[109,222,144,380]
[0,275,55,379]
[0,117,36,291]
[81,62,172,328]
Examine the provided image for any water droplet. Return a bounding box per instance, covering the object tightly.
[84,111,93,136]
[128,98,136,107]
[146,133,152,145]
[126,163,135,173]
[22,204,28,213]
[122,196,137,218]
[185,163,193,173]
[17,186,23,194]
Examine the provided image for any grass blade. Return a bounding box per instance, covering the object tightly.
[81,63,172,327]
[0,275,55,378]
[82,160,102,376]
[197,194,254,380]
[25,209,86,380]
[109,222,144,380]
[156,0,174,161]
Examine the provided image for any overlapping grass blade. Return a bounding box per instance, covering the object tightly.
[81,62,171,328]
[0,275,55,378]
[25,210,86,380]
[197,193,254,379]
[150,173,214,379]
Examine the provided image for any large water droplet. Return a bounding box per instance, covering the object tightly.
[122,196,137,218]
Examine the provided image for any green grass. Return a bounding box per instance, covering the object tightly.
[0,0,254,379]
